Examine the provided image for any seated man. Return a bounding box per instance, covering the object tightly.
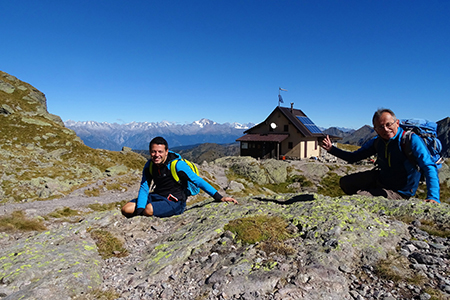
[122,136,238,218]
[321,108,440,203]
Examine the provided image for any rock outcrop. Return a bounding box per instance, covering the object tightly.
[438,117,450,159]
[0,71,146,203]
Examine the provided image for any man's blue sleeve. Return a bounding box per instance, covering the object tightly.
[328,137,377,164]
[410,134,440,202]
[136,160,151,209]
[175,161,218,197]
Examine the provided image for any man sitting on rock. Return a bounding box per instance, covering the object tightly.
[122,136,238,218]
[321,108,440,203]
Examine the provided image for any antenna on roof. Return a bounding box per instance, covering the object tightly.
[278,87,287,106]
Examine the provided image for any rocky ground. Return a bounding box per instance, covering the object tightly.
[1,158,450,300]
[90,206,450,300]
[0,175,140,218]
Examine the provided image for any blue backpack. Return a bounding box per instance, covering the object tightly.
[399,119,443,170]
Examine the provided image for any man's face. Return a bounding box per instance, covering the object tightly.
[150,143,168,165]
[373,112,399,140]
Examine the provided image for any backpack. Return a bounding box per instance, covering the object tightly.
[399,119,443,171]
[148,157,200,196]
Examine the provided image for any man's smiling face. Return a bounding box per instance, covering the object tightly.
[373,112,399,140]
[150,143,168,165]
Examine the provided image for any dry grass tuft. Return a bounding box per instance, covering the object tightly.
[88,228,128,259]
[0,211,47,232]
[88,200,129,212]
[224,215,291,244]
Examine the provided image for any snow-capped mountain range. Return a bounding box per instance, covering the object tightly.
[65,118,255,151]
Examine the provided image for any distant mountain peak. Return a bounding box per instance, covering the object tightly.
[194,118,216,127]
[65,119,255,151]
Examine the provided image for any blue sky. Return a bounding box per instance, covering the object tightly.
[1,1,449,129]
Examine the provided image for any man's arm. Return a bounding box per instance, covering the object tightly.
[410,134,440,203]
[176,161,238,204]
[323,135,378,164]
[136,160,152,210]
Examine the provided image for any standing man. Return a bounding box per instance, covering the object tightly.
[122,136,238,218]
[321,108,440,203]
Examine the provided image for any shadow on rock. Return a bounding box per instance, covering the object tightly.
[256,194,316,205]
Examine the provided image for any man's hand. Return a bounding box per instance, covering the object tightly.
[133,207,145,216]
[424,199,439,204]
[221,197,238,204]
[321,135,333,152]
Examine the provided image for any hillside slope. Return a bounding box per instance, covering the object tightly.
[0,71,146,203]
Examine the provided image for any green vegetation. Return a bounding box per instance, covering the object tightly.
[317,172,346,197]
[336,143,360,151]
[264,174,313,194]
[225,167,314,197]
[0,74,146,203]
[224,215,291,244]
[88,228,128,259]
[186,192,212,206]
[224,168,264,197]
[395,215,450,238]
[87,200,129,212]
[415,181,450,205]
[224,215,295,257]
[374,252,423,283]
[373,251,447,300]
[84,188,101,197]
[47,207,81,220]
[0,211,47,232]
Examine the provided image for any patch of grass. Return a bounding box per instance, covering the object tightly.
[88,200,129,212]
[263,174,314,194]
[394,215,450,238]
[103,181,126,191]
[317,172,346,197]
[0,211,47,232]
[374,251,426,284]
[224,215,291,244]
[422,288,448,300]
[47,207,81,218]
[224,169,264,197]
[84,188,101,197]
[290,174,314,187]
[187,192,211,206]
[373,251,447,299]
[88,229,128,259]
[413,180,450,205]
[336,143,360,151]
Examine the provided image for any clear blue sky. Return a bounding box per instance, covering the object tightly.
[1,1,449,129]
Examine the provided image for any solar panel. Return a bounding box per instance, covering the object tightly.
[297,116,323,134]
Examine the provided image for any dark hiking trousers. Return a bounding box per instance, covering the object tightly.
[339,168,406,200]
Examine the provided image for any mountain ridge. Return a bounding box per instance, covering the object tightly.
[65,119,255,151]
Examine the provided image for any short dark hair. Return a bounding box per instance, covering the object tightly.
[149,136,168,150]
[372,108,397,125]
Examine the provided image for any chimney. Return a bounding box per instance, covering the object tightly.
[290,102,294,113]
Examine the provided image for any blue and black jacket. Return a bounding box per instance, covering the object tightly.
[136,151,223,209]
[329,127,440,202]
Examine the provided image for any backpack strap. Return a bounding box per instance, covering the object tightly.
[169,159,181,183]
[145,161,153,178]
[144,161,156,191]
[146,158,184,185]
[169,158,198,184]
[400,130,419,169]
